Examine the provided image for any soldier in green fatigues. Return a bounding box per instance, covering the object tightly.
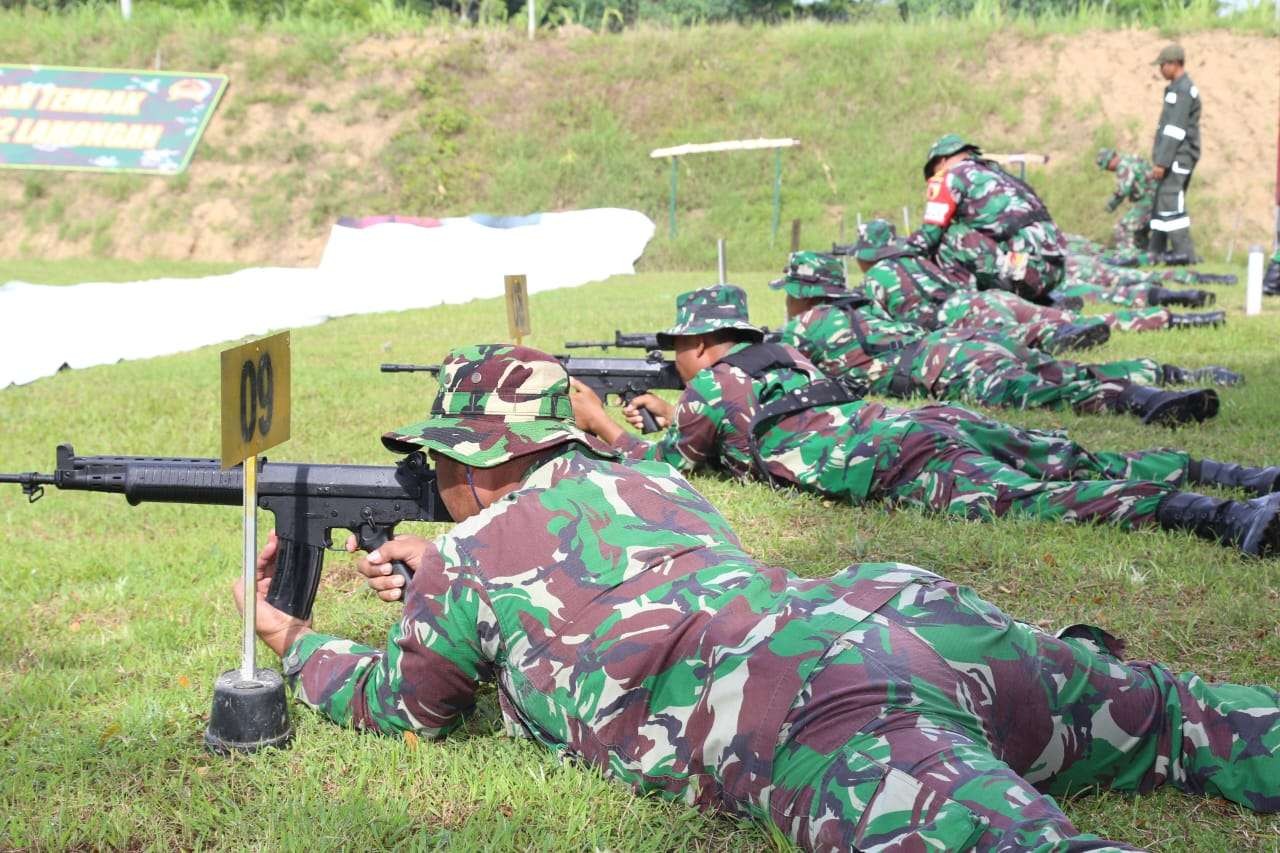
[233,343,1280,852]
[1097,147,1157,251]
[1149,43,1201,261]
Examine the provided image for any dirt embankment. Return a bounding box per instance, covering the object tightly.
[987,29,1278,252]
[0,26,1274,266]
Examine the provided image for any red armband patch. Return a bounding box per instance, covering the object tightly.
[923,175,957,227]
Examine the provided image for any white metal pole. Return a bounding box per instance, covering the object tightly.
[240,457,258,681]
[902,205,910,232]
[528,0,535,39]
[121,0,132,19]
[1246,246,1264,316]
[717,239,727,284]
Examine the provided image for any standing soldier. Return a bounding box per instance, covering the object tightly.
[1097,147,1157,251]
[908,133,1067,303]
[1149,43,1201,262]
[567,285,1280,554]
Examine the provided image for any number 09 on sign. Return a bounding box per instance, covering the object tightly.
[220,332,291,468]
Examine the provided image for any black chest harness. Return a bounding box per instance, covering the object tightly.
[713,343,867,485]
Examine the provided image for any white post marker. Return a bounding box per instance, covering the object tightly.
[528,0,535,40]
[505,275,532,345]
[902,205,910,233]
[1246,246,1265,316]
[121,0,132,19]
[717,239,727,284]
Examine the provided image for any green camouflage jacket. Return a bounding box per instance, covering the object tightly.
[778,303,929,394]
[283,444,932,814]
[860,251,970,329]
[1110,153,1157,207]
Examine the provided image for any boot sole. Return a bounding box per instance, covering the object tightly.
[1241,494,1280,557]
[1054,323,1111,353]
[1141,389,1220,426]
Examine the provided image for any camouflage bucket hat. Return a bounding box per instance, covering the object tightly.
[656,284,764,348]
[924,132,981,179]
[769,250,848,298]
[1095,147,1116,169]
[382,344,614,467]
[849,219,900,263]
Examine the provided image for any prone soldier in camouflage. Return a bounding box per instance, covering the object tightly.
[907,133,1067,303]
[1097,147,1157,251]
[234,344,1280,850]
[774,250,1234,422]
[1149,43,1201,260]
[846,224,1223,348]
[570,285,1280,555]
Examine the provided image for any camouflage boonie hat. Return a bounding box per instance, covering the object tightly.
[1153,43,1185,65]
[924,133,981,179]
[382,344,616,467]
[849,219,900,263]
[769,250,848,298]
[1095,147,1116,169]
[656,284,764,348]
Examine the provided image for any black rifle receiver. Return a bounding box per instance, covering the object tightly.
[0,444,452,619]
[380,354,684,434]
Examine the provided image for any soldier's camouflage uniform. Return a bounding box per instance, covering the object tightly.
[780,297,1160,414]
[283,343,1280,851]
[850,232,1170,345]
[909,139,1067,302]
[1104,152,1158,251]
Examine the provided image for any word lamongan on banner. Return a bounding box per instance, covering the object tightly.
[0,65,227,174]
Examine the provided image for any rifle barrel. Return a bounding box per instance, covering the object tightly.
[380,363,441,373]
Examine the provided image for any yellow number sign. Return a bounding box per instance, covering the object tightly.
[220,332,291,468]
[505,274,531,341]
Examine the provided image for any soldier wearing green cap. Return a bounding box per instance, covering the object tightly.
[1097,148,1159,251]
[1149,42,1201,260]
[908,133,1068,303]
[232,339,1280,851]
[569,282,1279,554]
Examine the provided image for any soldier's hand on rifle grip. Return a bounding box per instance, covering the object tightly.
[346,533,429,602]
[233,530,313,656]
[623,394,673,433]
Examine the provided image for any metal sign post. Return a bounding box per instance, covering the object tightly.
[206,331,293,754]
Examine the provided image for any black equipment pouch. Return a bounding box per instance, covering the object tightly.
[715,344,866,485]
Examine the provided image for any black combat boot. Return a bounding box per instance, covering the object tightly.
[1147,286,1213,308]
[1049,293,1085,311]
[1264,259,1280,296]
[1156,492,1280,557]
[1160,363,1243,387]
[1045,322,1111,354]
[1167,310,1226,329]
[1109,384,1219,425]
[1161,251,1195,266]
[1192,272,1238,285]
[1188,459,1280,497]
[1101,253,1139,268]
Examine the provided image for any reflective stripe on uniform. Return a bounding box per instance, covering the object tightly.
[1171,161,1191,175]
[1151,216,1190,232]
[1162,124,1187,140]
[1165,92,1178,104]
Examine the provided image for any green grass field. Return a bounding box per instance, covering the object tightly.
[1,257,1277,849]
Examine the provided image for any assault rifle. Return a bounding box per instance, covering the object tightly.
[381,353,684,434]
[563,329,782,353]
[0,444,452,619]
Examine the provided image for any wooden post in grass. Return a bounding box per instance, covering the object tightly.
[790,219,801,253]
[505,275,531,346]
[650,138,801,244]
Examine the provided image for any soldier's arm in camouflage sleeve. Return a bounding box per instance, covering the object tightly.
[1153,82,1192,168]
[283,541,493,737]
[609,372,724,473]
[1108,169,1130,211]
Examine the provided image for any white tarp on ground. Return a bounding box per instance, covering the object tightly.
[0,208,655,387]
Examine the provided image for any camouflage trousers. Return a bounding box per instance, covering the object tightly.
[937,223,1065,303]
[1113,197,1153,252]
[1068,255,1195,288]
[937,290,1170,350]
[871,329,1162,414]
[1057,281,1153,309]
[764,569,1280,852]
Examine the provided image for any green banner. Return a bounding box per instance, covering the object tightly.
[0,64,227,174]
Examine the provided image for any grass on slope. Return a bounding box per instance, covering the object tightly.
[1,258,1278,850]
